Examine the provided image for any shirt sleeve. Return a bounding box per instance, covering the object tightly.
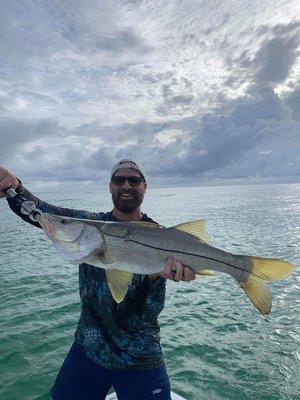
[6,184,100,229]
[141,276,166,323]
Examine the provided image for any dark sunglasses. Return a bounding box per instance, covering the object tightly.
[111,176,145,186]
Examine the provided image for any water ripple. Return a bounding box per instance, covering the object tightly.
[1,184,300,400]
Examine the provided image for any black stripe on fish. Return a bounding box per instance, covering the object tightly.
[97,228,252,279]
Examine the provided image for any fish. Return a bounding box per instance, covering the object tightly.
[37,213,294,315]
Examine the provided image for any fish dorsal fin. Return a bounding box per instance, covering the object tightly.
[172,220,210,243]
[128,221,164,229]
[105,269,133,303]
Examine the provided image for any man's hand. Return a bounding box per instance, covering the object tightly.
[148,257,196,282]
[0,166,20,198]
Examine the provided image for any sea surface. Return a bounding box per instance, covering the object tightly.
[0,183,299,400]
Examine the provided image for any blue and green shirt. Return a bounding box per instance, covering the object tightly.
[7,186,166,370]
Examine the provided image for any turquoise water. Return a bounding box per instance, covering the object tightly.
[0,183,299,400]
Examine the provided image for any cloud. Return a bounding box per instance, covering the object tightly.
[1,80,299,184]
[230,86,289,125]
[0,1,299,185]
[254,34,300,83]
[284,86,300,120]
[0,118,61,158]
[224,20,300,94]
[113,85,300,182]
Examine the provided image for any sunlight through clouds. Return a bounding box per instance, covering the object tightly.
[0,0,299,185]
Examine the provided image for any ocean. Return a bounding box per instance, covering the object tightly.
[0,183,299,400]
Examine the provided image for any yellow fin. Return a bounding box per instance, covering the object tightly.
[195,270,216,277]
[240,257,294,315]
[105,269,133,303]
[240,276,271,315]
[248,256,294,281]
[173,220,210,243]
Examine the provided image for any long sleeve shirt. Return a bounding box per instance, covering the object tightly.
[7,186,166,370]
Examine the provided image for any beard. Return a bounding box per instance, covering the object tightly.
[112,188,144,213]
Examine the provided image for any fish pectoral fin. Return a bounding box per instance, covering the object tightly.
[195,269,216,277]
[172,220,211,243]
[239,256,294,315]
[97,249,116,265]
[105,269,133,303]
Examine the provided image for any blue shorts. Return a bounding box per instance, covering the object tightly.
[51,342,171,400]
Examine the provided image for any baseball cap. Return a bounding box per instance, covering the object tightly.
[111,159,146,181]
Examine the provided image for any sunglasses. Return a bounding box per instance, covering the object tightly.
[111,176,145,186]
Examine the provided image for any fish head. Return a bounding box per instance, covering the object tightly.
[38,213,85,242]
[38,213,105,264]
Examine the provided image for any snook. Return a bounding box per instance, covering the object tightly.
[37,213,294,315]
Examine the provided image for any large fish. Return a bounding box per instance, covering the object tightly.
[37,213,294,315]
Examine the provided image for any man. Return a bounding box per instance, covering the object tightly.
[0,160,195,400]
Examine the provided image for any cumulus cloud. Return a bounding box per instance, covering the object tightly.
[254,34,300,83]
[0,118,62,158]
[284,86,300,120]
[113,85,300,181]
[0,1,299,186]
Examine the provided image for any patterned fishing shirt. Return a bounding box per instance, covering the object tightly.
[7,185,166,370]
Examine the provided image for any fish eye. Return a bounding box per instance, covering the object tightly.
[60,218,68,225]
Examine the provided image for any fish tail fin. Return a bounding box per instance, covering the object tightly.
[239,257,294,315]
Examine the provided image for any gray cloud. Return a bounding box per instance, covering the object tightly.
[172,95,194,105]
[255,34,300,83]
[179,86,299,178]
[84,27,153,54]
[1,81,299,184]
[230,86,289,125]
[0,1,299,185]
[0,0,153,88]
[0,118,61,158]
[155,76,196,114]
[272,20,300,36]
[284,86,300,120]
[224,20,300,92]
[114,85,300,181]
[201,13,230,36]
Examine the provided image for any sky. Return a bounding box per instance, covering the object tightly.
[0,0,299,188]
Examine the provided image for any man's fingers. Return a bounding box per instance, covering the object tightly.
[0,167,19,197]
[182,267,196,282]
[163,258,197,282]
[0,177,13,197]
[0,176,13,190]
[163,257,174,279]
[174,260,183,281]
[0,177,16,197]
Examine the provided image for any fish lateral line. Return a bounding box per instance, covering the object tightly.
[47,218,260,281]
[39,214,295,314]
[100,229,249,277]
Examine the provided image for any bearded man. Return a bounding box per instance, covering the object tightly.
[0,159,195,400]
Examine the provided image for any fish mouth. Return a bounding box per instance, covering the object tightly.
[38,215,56,237]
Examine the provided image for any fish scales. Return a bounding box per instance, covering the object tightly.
[37,213,295,314]
[100,223,164,275]
[101,222,249,280]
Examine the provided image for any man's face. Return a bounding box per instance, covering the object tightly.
[109,168,147,213]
